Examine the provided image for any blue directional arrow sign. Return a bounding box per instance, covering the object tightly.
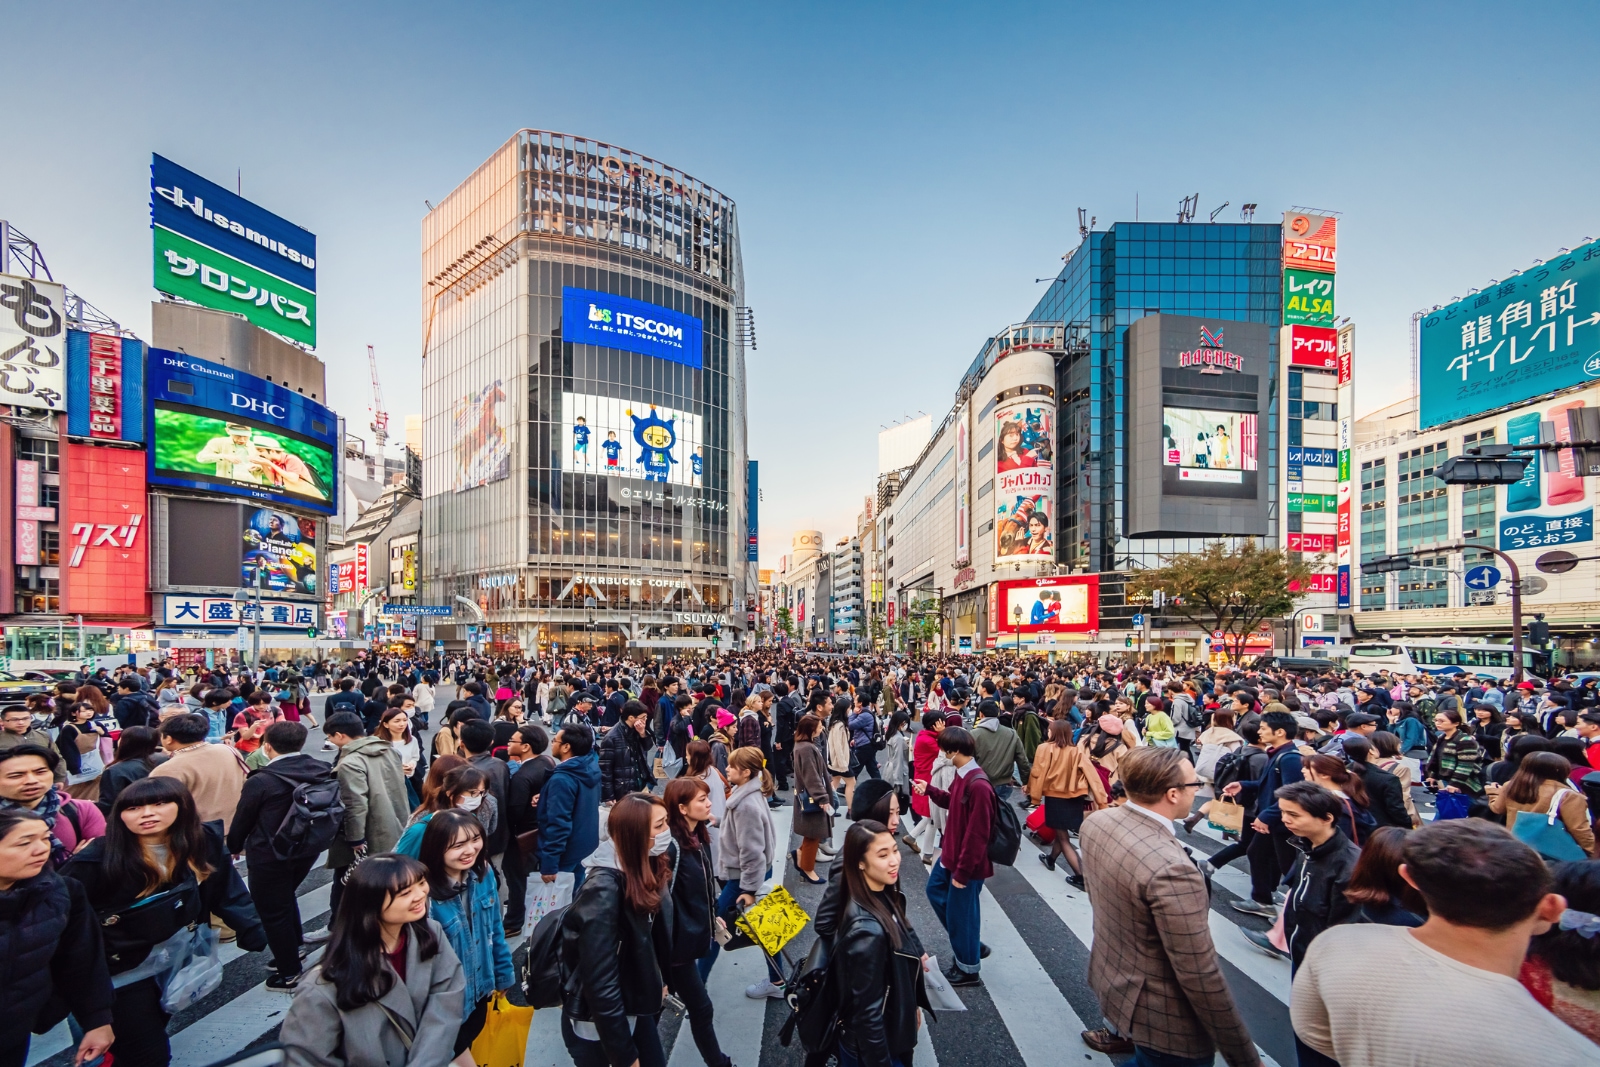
[1131,613,1146,627]
[1463,564,1502,590]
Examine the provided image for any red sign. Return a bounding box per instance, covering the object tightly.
[1336,497,1352,546]
[1282,212,1337,274]
[87,333,124,439]
[1287,324,1338,370]
[886,601,896,626]
[1337,326,1354,385]
[1290,573,1338,594]
[62,442,148,618]
[355,543,369,589]
[988,575,1100,634]
[1287,532,1335,553]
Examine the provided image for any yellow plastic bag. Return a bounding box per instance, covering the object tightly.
[469,992,535,1067]
[735,885,811,957]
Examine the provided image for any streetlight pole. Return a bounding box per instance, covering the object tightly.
[1012,604,1023,655]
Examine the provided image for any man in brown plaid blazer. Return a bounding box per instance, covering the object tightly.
[1078,747,1261,1067]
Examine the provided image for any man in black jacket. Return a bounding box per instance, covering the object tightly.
[771,682,798,791]
[1341,735,1411,829]
[501,723,555,934]
[112,679,157,730]
[224,721,334,988]
[324,677,361,719]
[459,719,512,861]
[598,701,653,803]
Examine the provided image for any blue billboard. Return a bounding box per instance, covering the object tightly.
[747,460,759,562]
[562,286,703,368]
[150,154,317,292]
[1419,239,1600,428]
[65,330,145,443]
[146,350,338,516]
[1286,446,1337,467]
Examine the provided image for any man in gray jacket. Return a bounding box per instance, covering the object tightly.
[972,699,1031,800]
[324,712,409,920]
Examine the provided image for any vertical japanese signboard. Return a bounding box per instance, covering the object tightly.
[67,331,146,442]
[14,460,45,565]
[954,400,970,566]
[1418,238,1600,428]
[993,394,1054,562]
[1336,324,1355,609]
[0,275,67,412]
[355,543,369,589]
[63,443,148,617]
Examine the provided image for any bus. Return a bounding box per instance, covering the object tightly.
[1346,640,1549,681]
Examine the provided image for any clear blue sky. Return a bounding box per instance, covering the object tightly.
[7,1,1600,566]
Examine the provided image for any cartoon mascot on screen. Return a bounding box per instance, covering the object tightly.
[628,406,679,483]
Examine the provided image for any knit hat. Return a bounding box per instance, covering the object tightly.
[850,778,897,822]
[1099,714,1123,734]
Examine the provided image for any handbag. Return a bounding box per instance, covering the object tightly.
[97,879,203,950]
[1433,790,1473,820]
[1207,798,1245,834]
[797,789,825,814]
[1512,788,1588,862]
[469,992,534,1067]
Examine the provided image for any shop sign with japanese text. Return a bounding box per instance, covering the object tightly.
[62,444,147,617]
[161,594,317,629]
[153,227,316,347]
[1282,212,1337,274]
[1283,269,1335,327]
[1287,324,1338,369]
[1499,508,1594,551]
[1420,240,1600,428]
[0,274,66,412]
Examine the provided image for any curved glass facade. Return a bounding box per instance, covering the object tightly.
[421,132,746,653]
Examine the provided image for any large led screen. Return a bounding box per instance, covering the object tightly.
[452,380,512,493]
[989,575,1099,634]
[994,397,1054,561]
[1162,407,1258,499]
[153,405,335,508]
[242,507,318,596]
[560,392,704,487]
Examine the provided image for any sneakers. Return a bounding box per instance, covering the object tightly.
[265,971,301,991]
[1273,888,1289,906]
[746,978,786,999]
[1038,852,1057,872]
[1231,899,1278,919]
[1065,873,1086,890]
[302,928,332,946]
[943,965,981,987]
[1197,859,1216,878]
[1243,928,1290,960]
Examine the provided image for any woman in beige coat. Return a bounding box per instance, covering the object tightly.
[1027,719,1107,887]
[1487,751,1596,857]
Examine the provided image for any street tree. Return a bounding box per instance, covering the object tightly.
[774,606,795,641]
[1126,541,1314,662]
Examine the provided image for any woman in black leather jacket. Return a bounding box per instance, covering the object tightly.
[62,775,264,1067]
[660,777,731,1067]
[560,792,671,1067]
[832,819,931,1067]
[813,779,899,940]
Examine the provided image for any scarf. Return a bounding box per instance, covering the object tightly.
[1,787,67,866]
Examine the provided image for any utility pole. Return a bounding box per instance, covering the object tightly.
[1368,543,1527,683]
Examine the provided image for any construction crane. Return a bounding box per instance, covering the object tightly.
[366,345,389,451]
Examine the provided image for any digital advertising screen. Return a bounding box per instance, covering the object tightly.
[993,397,1054,561]
[560,392,704,487]
[1162,407,1258,499]
[146,350,338,515]
[242,507,319,596]
[989,575,1099,634]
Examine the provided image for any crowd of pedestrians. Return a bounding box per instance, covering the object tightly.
[1,650,1599,1067]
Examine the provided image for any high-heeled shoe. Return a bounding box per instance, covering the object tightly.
[792,851,824,885]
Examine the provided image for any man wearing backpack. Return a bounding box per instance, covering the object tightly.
[226,721,341,989]
[324,677,361,719]
[913,725,995,988]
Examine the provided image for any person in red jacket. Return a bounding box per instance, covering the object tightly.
[913,725,994,987]
[907,712,948,860]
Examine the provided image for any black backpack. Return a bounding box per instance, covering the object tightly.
[777,925,838,1053]
[1210,749,1246,792]
[269,769,346,861]
[988,794,1023,866]
[520,903,574,1009]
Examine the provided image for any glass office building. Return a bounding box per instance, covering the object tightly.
[1027,221,1284,626]
[420,131,747,654]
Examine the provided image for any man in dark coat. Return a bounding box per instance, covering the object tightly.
[597,701,653,802]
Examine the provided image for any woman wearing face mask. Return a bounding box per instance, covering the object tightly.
[832,819,931,1067]
[417,811,515,1058]
[61,776,264,1067]
[279,854,467,1067]
[0,808,115,1067]
[660,778,732,1067]
[394,764,495,858]
[560,794,671,1067]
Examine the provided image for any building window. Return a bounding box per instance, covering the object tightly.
[17,437,59,473]
[15,577,59,614]
[1397,554,1448,609]
[1395,444,1447,554]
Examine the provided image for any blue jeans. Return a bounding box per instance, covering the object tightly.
[1132,1047,1216,1067]
[698,871,782,984]
[924,859,983,972]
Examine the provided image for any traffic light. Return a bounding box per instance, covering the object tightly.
[1125,635,1133,648]
[306,626,317,639]
[1435,445,1532,485]
[1364,554,1413,574]
[1529,618,1550,646]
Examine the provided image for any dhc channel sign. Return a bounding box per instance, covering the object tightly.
[562,286,703,369]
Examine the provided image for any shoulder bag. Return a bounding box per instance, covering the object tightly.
[1512,788,1588,862]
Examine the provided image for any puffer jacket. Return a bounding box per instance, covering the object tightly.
[560,864,664,1067]
[429,866,515,1018]
[834,891,932,1067]
[597,722,652,803]
[0,870,114,1048]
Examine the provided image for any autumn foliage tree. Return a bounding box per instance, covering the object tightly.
[1126,541,1313,662]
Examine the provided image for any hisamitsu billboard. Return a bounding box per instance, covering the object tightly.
[151,154,316,293]
[1419,240,1600,428]
[562,287,703,369]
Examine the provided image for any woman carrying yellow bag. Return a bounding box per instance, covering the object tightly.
[470,993,535,1067]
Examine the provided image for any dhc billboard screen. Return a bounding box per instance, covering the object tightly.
[562,286,703,369]
[145,350,339,516]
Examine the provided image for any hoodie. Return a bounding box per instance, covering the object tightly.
[972,715,1031,787]
[537,750,601,875]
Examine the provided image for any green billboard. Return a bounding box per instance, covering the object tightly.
[1419,239,1600,428]
[152,226,316,347]
[1283,268,1335,327]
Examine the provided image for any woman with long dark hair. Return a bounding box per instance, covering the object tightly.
[97,724,164,815]
[561,793,671,1067]
[279,854,466,1067]
[416,810,515,1058]
[661,777,732,1067]
[54,701,109,800]
[1342,826,1426,927]
[62,776,264,1067]
[832,819,929,1067]
[790,713,834,883]
[1301,753,1376,845]
[395,763,493,858]
[1488,751,1596,857]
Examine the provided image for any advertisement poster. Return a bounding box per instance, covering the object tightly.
[954,401,970,566]
[1283,268,1336,327]
[561,392,704,486]
[153,407,335,507]
[1163,408,1257,481]
[562,286,703,369]
[993,398,1054,560]
[452,380,512,492]
[242,507,318,595]
[988,575,1099,634]
[0,274,67,412]
[1419,239,1600,428]
[62,443,148,618]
